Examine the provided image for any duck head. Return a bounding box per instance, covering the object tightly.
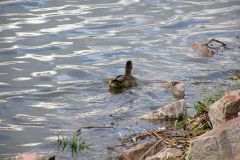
[125,60,132,77]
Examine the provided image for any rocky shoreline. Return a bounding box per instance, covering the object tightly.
[111,88,240,160]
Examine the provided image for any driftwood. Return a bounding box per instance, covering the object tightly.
[192,39,227,57]
[204,39,227,49]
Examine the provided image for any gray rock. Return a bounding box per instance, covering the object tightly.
[161,81,180,88]
[189,117,240,160]
[173,82,185,99]
[161,81,185,99]
[146,148,182,160]
[208,89,240,128]
[140,99,186,120]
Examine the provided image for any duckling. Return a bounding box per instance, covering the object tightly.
[108,60,135,90]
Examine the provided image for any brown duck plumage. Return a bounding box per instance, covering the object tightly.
[108,61,135,89]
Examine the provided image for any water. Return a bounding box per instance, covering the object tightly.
[0,0,240,159]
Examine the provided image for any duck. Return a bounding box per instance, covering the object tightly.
[108,60,135,90]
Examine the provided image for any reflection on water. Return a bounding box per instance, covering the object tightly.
[0,0,240,159]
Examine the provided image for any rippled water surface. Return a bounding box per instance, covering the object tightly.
[0,0,240,159]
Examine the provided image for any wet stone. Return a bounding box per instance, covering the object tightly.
[140,99,187,120]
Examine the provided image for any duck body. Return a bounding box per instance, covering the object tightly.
[108,74,135,89]
[108,61,135,90]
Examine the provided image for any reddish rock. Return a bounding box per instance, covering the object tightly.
[190,117,240,160]
[10,152,44,160]
[118,141,165,160]
[140,99,186,120]
[208,89,240,128]
[192,43,215,57]
[146,148,182,160]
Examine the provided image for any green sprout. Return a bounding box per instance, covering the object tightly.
[57,133,91,154]
[195,88,224,114]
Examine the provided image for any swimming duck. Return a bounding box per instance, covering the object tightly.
[108,60,135,90]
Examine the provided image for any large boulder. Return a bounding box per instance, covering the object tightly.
[189,117,240,160]
[208,89,240,128]
[146,148,182,160]
[140,99,186,120]
[118,141,165,160]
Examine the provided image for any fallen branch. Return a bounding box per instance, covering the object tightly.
[109,108,126,116]
[79,126,114,129]
[204,39,227,49]
[139,140,163,160]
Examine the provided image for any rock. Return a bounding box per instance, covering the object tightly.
[192,42,215,57]
[189,117,240,160]
[208,89,240,128]
[146,148,182,160]
[140,99,186,120]
[10,152,44,160]
[48,156,55,160]
[173,82,185,93]
[192,39,227,57]
[118,141,165,160]
[161,81,180,88]
[161,81,185,99]
[173,82,185,99]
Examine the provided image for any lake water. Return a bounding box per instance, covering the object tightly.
[0,0,240,159]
